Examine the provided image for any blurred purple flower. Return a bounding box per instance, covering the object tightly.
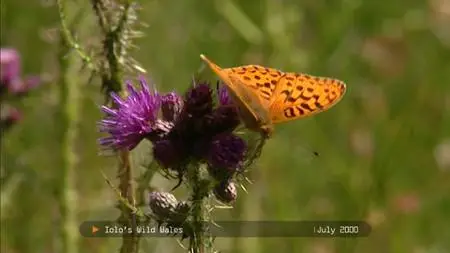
[0,107,22,130]
[1,48,40,95]
[98,77,162,150]
[1,48,41,133]
[8,76,41,95]
[0,48,21,85]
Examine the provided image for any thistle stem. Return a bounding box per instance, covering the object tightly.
[190,167,207,253]
[89,1,139,251]
[58,1,143,252]
[117,150,139,253]
[57,0,95,71]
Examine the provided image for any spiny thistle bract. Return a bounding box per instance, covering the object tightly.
[98,76,267,244]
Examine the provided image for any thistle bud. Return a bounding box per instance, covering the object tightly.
[149,191,179,220]
[214,180,237,204]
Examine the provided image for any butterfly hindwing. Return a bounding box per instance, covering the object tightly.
[269,73,346,123]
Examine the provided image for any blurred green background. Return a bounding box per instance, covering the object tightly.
[1,0,450,252]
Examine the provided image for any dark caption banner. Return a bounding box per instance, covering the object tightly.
[80,221,371,238]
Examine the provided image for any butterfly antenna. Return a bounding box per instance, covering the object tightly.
[191,74,197,87]
[197,58,207,74]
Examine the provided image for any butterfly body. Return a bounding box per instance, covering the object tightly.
[200,54,346,138]
[224,73,274,137]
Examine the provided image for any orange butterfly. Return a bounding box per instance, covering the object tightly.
[200,54,346,138]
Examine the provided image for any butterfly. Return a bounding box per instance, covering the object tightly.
[200,54,346,138]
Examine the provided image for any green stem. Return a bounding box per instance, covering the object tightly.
[136,161,158,206]
[91,1,139,251]
[99,1,132,95]
[190,167,207,253]
[60,1,144,252]
[117,151,139,253]
[58,5,80,253]
[57,0,96,71]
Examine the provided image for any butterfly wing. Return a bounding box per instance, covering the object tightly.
[226,74,273,130]
[200,54,270,131]
[200,54,285,106]
[268,73,346,123]
[223,64,284,105]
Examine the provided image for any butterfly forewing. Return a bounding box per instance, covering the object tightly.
[224,65,284,104]
[227,74,272,130]
[269,73,346,123]
[200,54,270,132]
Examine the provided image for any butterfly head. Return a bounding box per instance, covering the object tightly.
[260,124,274,139]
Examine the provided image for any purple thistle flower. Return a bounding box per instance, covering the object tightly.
[175,82,240,138]
[161,92,183,122]
[204,106,240,134]
[200,82,240,134]
[164,83,214,140]
[217,82,232,106]
[98,77,162,150]
[150,82,245,175]
[184,82,213,116]
[152,139,185,169]
[207,133,247,172]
